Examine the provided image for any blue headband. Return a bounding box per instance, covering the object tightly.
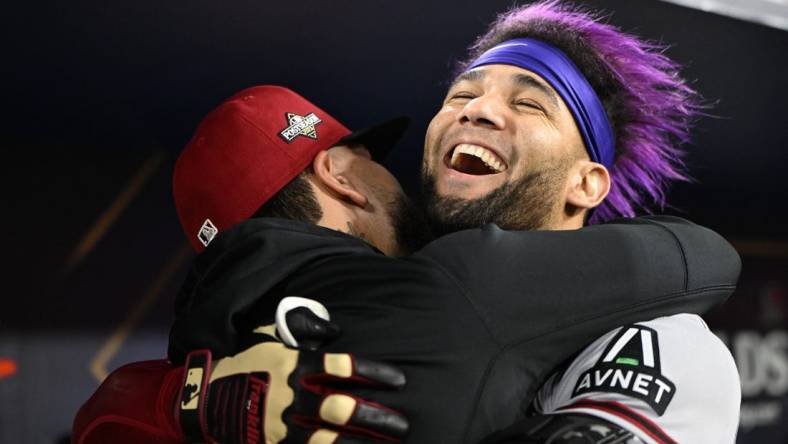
[467,38,615,168]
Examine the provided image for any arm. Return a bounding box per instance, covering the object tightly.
[443,217,741,441]
[72,360,184,444]
[74,306,409,444]
[479,413,646,444]
[531,314,740,444]
[419,215,740,345]
[73,348,408,444]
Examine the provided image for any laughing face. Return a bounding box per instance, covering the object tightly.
[422,64,589,233]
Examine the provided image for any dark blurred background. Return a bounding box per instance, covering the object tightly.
[2,0,787,442]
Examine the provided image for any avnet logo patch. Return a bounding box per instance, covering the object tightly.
[572,325,676,416]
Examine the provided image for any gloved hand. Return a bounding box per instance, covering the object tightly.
[73,298,408,444]
[178,300,408,444]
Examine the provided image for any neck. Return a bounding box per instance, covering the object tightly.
[551,214,585,230]
[544,204,587,231]
[318,211,369,244]
[314,193,400,257]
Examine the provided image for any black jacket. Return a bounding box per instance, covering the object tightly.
[169,216,740,443]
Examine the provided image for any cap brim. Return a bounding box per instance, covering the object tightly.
[337,116,409,162]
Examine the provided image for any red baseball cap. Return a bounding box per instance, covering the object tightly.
[173,85,408,251]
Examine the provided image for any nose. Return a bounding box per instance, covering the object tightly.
[458,94,506,129]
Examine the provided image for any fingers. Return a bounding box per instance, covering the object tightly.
[331,434,380,444]
[308,429,392,444]
[306,429,342,444]
[287,352,409,442]
[352,356,406,389]
[321,354,406,389]
[276,297,341,350]
[291,428,383,444]
[353,400,409,438]
[285,307,342,351]
[290,382,409,441]
[318,393,409,440]
[291,350,408,441]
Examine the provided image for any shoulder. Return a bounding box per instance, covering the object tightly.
[536,314,740,444]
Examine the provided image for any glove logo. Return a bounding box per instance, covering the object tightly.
[279,112,322,143]
[572,325,676,416]
[181,367,204,410]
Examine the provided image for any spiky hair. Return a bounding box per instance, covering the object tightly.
[457,0,703,223]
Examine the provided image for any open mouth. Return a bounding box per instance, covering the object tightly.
[445,144,507,176]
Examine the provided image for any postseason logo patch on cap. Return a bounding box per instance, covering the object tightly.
[279,112,322,143]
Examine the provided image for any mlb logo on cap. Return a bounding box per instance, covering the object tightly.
[197,219,218,247]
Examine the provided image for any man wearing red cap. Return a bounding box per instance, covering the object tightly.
[73,82,739,444]
[171,87,415,256]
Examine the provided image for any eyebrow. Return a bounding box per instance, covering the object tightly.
[513,73,559,108]
[449,69,485,88]
[451,69,560,109]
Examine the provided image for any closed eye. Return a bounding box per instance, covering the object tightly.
[515,100,546,113]
[450,92,476,101]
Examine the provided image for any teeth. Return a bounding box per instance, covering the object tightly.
[450,144,506,172]
[450,148,462,166]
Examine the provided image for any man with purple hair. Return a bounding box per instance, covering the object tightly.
[419,1,739,442]
[424,1,701,232]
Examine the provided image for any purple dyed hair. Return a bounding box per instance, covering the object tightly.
[457,0,704,223]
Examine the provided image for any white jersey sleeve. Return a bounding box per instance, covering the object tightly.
[535,313,741,444]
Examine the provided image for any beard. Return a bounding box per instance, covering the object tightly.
[420,160,571,236]
[385,191,435,255]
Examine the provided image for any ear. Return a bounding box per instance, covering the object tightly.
[565,161,611,211]
[311,149,368,208]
